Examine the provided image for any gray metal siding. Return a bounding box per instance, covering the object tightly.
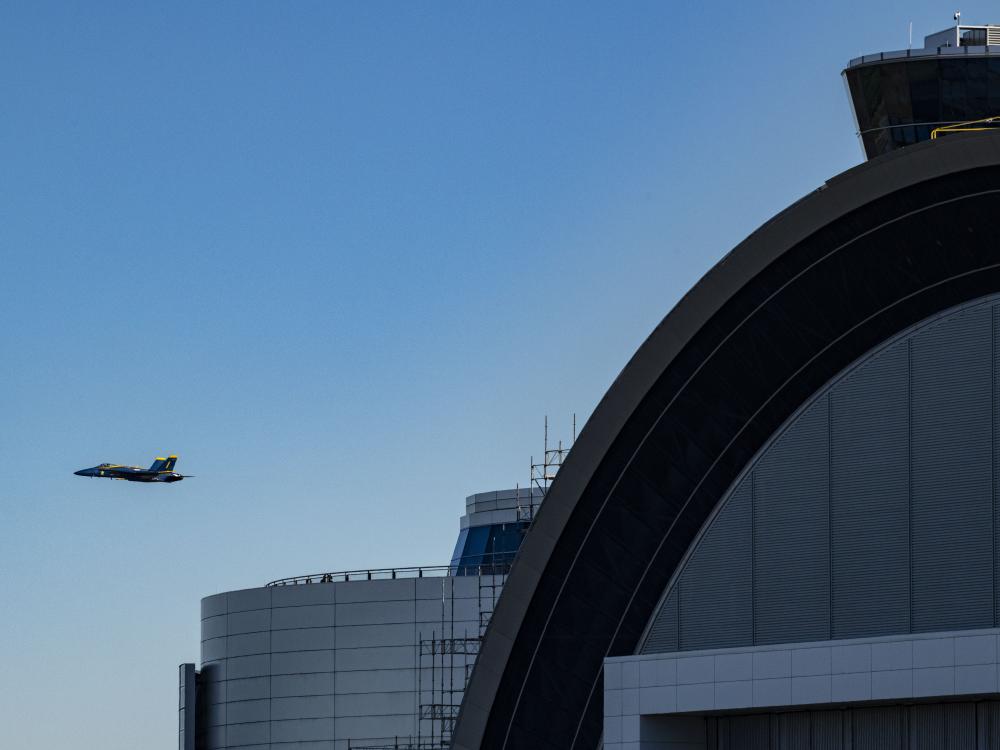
[910,307,994,633]
[643,588,679,654]
[977,700,1000,748]
[909,703,977,750]
[994,305,1000,634]
[715,713,769,749]
[810,710,848,750]
[678,480,752,650]
[831,343,910,639]
[776,712,811,746]
[197,577,488,750]
[641,295,1000,655]
[753,402,831,645]
[704,701,999,750]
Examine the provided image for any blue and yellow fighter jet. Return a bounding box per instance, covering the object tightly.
[74,455,189,483]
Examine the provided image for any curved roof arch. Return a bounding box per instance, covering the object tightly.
[452,133,1000,750]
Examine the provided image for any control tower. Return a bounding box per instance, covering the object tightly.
[844,19,1000,159]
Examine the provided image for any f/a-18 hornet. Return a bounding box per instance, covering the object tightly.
[74,455,190,483]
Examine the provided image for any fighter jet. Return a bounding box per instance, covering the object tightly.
[74,455,190,483]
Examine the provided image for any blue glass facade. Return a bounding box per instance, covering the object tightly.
[450,521,529,575]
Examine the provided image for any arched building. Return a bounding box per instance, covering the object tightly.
[452,133,1000,749]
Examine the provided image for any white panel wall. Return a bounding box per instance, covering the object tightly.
[199,575,495,749]
[606,628,1000,750]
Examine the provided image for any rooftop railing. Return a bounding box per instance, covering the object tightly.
[847,44,1000,69]
[347,740,449,750]
[266,552,516,587]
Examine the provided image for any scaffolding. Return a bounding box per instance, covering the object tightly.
[416,575,492,749]
[519,415,576,522]
[477,553,506,634]
[348,741,446,750]
[351,417,577,750]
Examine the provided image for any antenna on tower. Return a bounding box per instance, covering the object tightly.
[908,20,913,49]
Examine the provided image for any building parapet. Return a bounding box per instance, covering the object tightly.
[266,552,515,587]
[847,43,1000,69]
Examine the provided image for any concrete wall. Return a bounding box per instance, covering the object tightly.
[197,575,494,749]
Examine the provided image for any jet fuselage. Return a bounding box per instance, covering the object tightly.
[74,455,186,482]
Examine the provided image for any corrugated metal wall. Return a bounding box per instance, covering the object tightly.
[641,297,1000,654]
[754,404,831,645]
[910,308,994,632]
[679,481,752,650]
[643,587,678,653]
[707,701,995,750]
[978,700,1000,748]
[831,343,910,639]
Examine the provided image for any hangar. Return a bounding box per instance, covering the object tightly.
[453,132,1000,750]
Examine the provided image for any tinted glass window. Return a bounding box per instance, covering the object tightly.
[906,62,938,123]
[941,59,972,121]
[858,67,886,126]
[965,59,989,113]
[451,522,530,574]
[879,63,910,129]
[961,29,987,46]
[847,58,1000,158]
[450,528,469,567]
[986,59,1000,112]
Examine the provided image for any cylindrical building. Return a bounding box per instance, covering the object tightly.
[180,488,542,750]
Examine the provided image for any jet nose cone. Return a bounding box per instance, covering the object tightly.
[74,469,91,476]
[74,470,84,476]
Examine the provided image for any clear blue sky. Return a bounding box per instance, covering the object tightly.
[0,2,987,747]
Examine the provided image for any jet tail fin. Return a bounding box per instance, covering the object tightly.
[149,455,178,472]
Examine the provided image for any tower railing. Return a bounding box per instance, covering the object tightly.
[265,552,516,587]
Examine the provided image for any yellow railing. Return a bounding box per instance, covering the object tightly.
[931,116,1000,139]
